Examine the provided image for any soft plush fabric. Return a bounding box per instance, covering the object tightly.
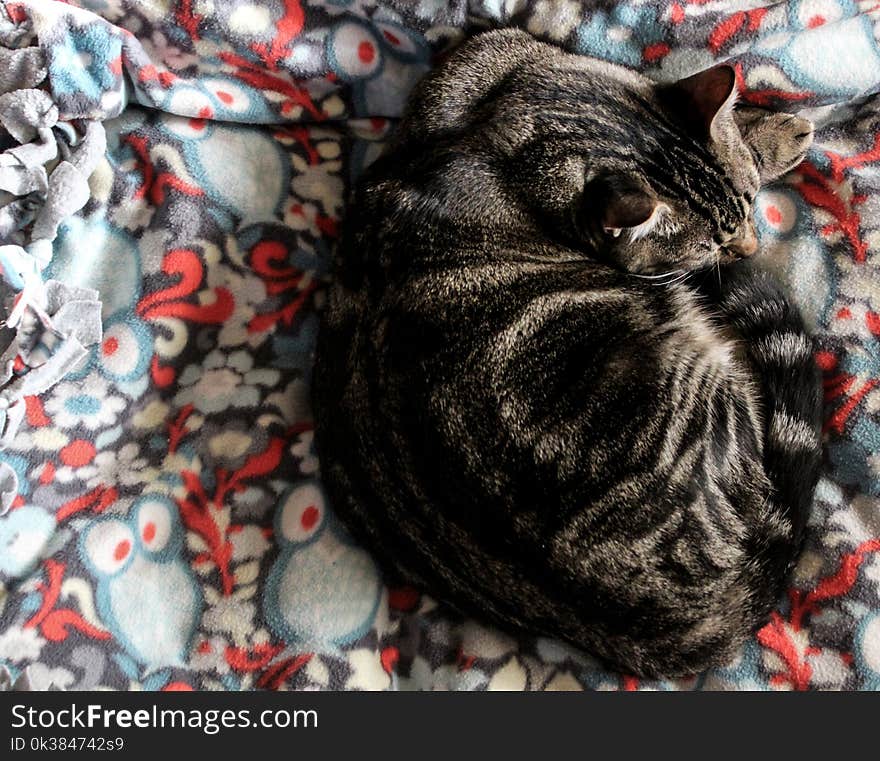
[1,0,879,691]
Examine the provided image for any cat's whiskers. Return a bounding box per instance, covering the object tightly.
[631,269,688,287]
[662,272,692,288]
[631,269,684,279]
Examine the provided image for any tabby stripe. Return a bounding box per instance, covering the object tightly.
[769,411,820,452]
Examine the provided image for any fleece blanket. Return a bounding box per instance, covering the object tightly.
[0,0,879,692]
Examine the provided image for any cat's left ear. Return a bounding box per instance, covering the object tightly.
[660,65,737,142]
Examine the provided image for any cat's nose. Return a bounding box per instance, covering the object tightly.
[727,225,758,258]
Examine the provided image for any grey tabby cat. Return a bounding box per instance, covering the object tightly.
[312,29,822,678]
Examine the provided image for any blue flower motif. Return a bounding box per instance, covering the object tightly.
[48,23,122,100]
[575,5,665,67]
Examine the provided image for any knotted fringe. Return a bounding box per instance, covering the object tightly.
[0,10,104,513]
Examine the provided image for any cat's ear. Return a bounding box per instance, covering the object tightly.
[583,174,658,238]
[661,65,737,141]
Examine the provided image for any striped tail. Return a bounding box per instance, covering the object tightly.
[715,266,823,602]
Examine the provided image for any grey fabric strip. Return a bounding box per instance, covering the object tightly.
[0,127,55,194]
[0,47,46,95]
[0,88,58,143]
[30,160,91,240]
[0,194,40,238]
[0,33,105,506]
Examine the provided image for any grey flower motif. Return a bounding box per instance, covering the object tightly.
[174,350,280,415]
[525,0,585,42]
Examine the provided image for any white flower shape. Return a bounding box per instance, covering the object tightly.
[174,350,280,415]
[43,375,127,431]
[54,460,96,486]
[175,366,256,415]
[85,443,154,489]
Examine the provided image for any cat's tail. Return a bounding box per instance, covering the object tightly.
[716,266,823,609]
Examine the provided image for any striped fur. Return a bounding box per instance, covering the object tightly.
[312,30,822,677]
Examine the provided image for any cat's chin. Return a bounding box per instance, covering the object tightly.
[719,251,752,266]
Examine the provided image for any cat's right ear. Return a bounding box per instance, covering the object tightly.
[580,174,658,239]
[660,65,737,142]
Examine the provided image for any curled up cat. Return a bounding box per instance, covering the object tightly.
[312,29,823,678]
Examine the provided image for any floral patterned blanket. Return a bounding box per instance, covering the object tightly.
[1,0,879,691]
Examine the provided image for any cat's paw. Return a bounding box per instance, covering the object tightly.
[763,112,813,174]
[734,108,813,184]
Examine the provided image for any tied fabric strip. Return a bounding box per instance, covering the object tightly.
[0,10,103,514]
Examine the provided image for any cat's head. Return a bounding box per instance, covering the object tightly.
[579,66,813,275]
[396,31,812,274]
